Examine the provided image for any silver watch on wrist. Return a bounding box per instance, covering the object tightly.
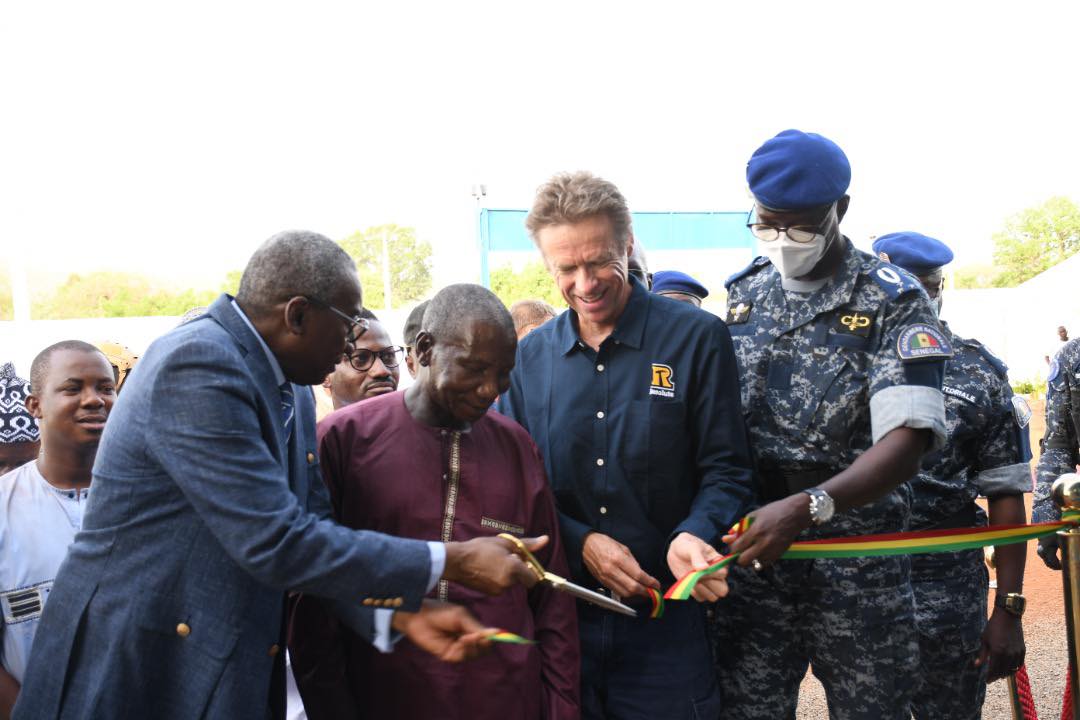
[802,487,835,525]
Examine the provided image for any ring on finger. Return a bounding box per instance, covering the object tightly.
[752,559,764,572]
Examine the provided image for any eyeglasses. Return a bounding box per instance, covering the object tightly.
[348,346,405,372]
[303,296,369,344]
[746,205,834,244]
[917,275,945,299]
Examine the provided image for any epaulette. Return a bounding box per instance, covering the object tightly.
[958,336,1009,380]
[860,259,924,299]
[725,256,771,289]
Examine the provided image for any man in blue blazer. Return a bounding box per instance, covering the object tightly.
[14,231,542,720]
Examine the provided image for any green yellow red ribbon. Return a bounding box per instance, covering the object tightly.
[646,587,665,618]
[665,555,740,600]
[664,510,1080,601]
[488,630,535,645]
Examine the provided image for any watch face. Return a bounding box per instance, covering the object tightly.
[1000,594,1026,616]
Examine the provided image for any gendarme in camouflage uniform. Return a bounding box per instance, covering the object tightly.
[1034,337,1080,525]
[907,323,1032,720]
[713,238,948,720]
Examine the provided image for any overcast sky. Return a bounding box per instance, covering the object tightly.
[3,1,1078,290]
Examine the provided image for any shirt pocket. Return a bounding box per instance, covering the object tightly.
[620,399,690,508]
[794,349,864,434]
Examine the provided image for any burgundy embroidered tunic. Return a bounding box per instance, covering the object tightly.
[289,391,580,720]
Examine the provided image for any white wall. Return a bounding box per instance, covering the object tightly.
[941,253,1080,383]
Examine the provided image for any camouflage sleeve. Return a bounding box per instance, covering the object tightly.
[973,373,1031,497]
[866,291,948,449]
[1034,364,1079,522]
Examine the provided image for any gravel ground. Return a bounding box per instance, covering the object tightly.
[795,541,1068,719]
[794,399,1075,719]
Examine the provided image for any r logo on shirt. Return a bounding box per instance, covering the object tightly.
[650,364,675,398]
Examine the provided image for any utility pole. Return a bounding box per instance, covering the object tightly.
[472,184,488,287]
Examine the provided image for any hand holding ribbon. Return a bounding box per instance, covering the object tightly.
[667,532,729,602]
[722,493,811,569]
[582,532,660,599]
[391,599,496,662]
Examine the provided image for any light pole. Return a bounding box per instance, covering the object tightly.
[472,184,487,287]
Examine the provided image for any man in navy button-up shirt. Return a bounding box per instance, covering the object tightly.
[498,171,754,720]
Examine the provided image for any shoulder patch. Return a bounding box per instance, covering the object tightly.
[726,300,752,324]
[1048,359,1061,383]
[725,256,771,289]
[897,323,953,362]
[1011,395,1033,428]
[864,261,923,299]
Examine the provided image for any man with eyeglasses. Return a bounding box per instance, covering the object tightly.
[14,231,544,720]
[873,231,1031,719]
[322,310,404,410]
[291,283,579,720]
[711,130,949,719]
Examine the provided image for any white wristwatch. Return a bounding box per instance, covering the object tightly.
[802,487,835,525]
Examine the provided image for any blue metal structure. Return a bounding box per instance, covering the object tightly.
[477,208,755,287]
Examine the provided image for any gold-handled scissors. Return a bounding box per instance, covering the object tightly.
[498,533,637,617]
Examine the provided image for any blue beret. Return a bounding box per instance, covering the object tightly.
[747,129,851,211]
[872,232,954,275]
[651,270,709,300]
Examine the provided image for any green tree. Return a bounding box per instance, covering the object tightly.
[34,272,218,319]
[338,225,432,309]
[952,263,998,289]
[220,269,243,295]
[489,261,565,308]
[0,265,12,321]
[992,196,1080,287]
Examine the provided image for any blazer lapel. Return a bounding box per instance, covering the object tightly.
[287,386,311,504]
[207,294,290,465]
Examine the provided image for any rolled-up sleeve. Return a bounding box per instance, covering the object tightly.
[869,385,947,449]
[977,463,1032,496]
[972,375,1032,498]
[866,290,948,450]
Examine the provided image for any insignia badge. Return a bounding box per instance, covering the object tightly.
[876,267,902,285]
[877,251,891,263]
[1,582,49,624]
[1011,395,1032,428]
[896,323,953,361]
[649,363,675,398]
[835,311,873,337]
[726,301,752,324]
[1048,359,1061,383]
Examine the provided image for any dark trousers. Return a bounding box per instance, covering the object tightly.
[580,599,720,720]
[909,549,989,720]
[712,557,917,720]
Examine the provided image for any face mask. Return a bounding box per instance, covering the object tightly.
[761,232,830,279]
[932,296,943,316]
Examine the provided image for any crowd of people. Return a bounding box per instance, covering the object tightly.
[0,128,1074,720]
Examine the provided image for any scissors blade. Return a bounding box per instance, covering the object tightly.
[546,576,638,617]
